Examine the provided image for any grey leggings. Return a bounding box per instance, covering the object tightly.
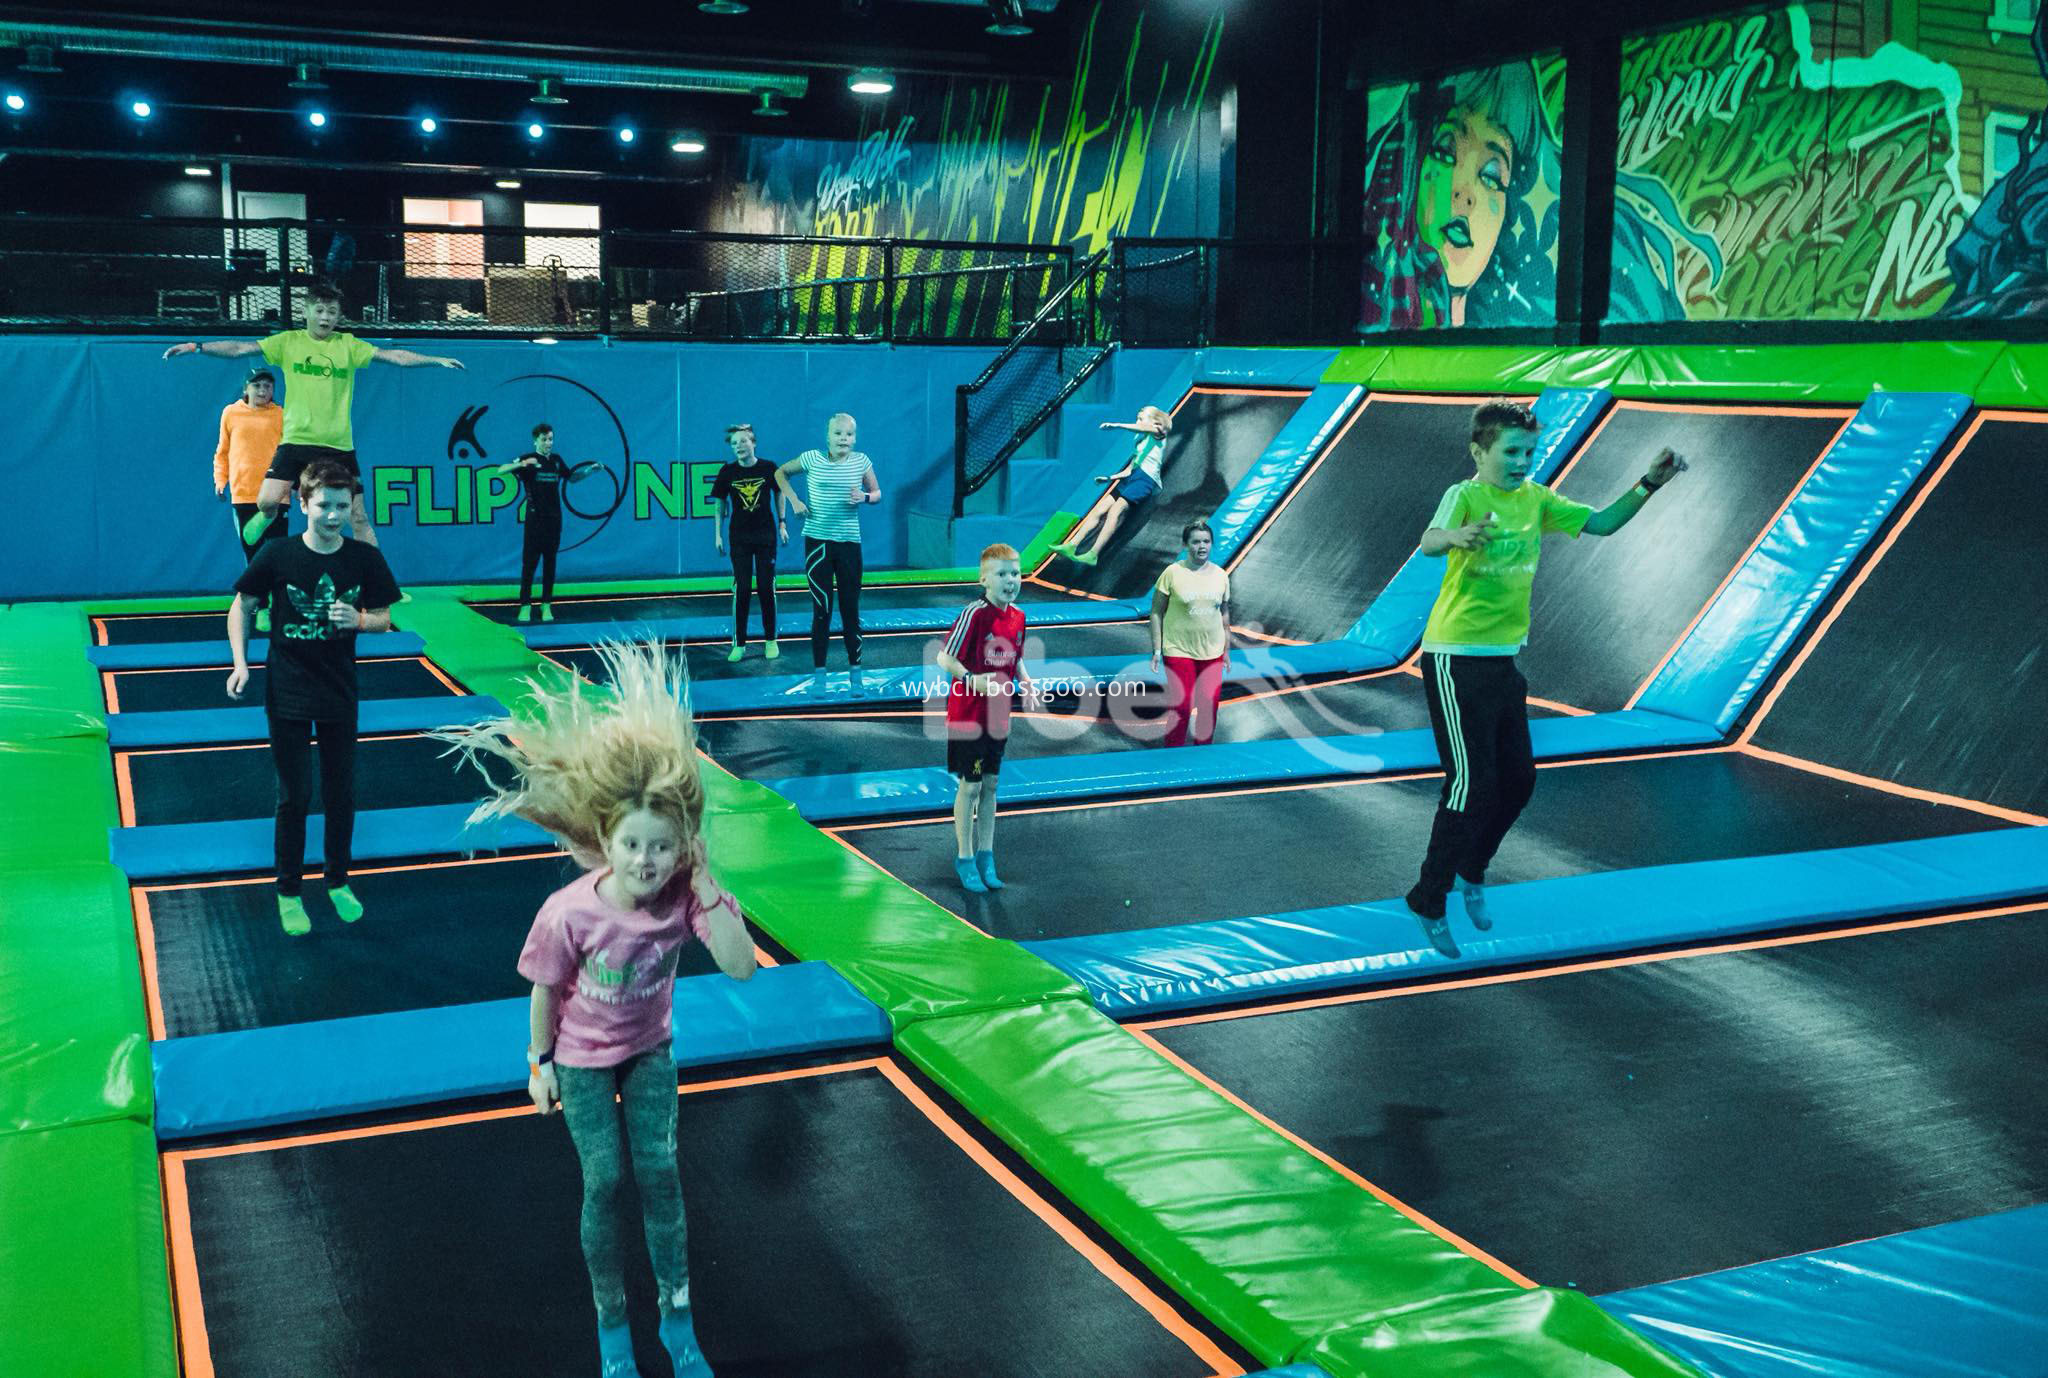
[555,1041,690,1328]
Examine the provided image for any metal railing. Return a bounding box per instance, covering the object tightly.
[0,215,1072,344]
[1112,238,1366,347]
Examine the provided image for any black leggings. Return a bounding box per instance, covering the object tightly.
[233,502,287,563]
[804,537,863,668]
[730,541,777,644]
[1413,653,1537,902]
[521,514,561,605]
[270,712,358,896]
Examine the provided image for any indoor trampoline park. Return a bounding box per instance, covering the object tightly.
[5,4,2048,1378]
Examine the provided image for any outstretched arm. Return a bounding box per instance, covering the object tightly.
[1584,448,1686,537]
[164,340,262,360]
[371,347,464,369]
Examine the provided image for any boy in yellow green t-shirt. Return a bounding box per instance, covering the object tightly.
[1405,399,1686,960]
[164,281,463,549]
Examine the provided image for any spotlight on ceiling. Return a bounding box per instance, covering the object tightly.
[698,0,750,11]
[288,61,327,90]
[669,130,706,153]
[847,68,895,96]
[184,165,213,177]
[618,126,636,144]
[753,90,789,118]
[495,178,524,189]
[985,0,1033,36]
[530,76,569,106]
[526,121,545,139]
[3,92,24,113]
[419,116,438,133]
[306,109,328,128]
[129,99,153,120]
[20,45,63,75]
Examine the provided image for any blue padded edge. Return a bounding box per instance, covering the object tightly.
[1209,384,1367,563]
[686,638,1380,716]
[1344,386,1613,660]
[1246,1369,1333,1378]
[106,694,503,748]
[153,960,892,1139]
[1032,824,2048,1015]
[112,802,555,880]
[88,629,424,669]
[1193,347,1340,387]
[1598,1204,2048,1378]
[1638,391,1970,732]
[519,596,1148,651]
[773,707,1713,823]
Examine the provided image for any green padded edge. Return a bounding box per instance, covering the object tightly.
[896,1001,1522,1365]
[0,603,103,737]
[0,864,151,1134]
[0,1120,178,1378]
[79,594,233,615]
[0,738,118,865]
[1970,343,2048,407]
[1304,1287,1702,1378]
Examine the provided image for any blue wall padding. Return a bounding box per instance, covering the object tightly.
[687,639,1384,716]
[773,707,1714,823]
[152,959,892,1139]
[1194,348,1340,387]
[1638,391,1970,731]
[1345,386,1613,660]
[1208,385,1366,562]
[112,802,554,880]
[1033,825,2047,1015]
[87,630,423,670]
[106,694,501,748]
[520,596,1147,650]
[1599,1204,2048,1378]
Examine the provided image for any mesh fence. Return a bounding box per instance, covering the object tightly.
[1114,239,1365,346]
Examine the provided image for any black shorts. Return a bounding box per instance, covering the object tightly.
[947,734,1008,782]
[265,443,360,485]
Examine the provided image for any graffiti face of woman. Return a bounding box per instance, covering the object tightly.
[1418,103,1515,311]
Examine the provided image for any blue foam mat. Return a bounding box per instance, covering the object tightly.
[1247,1368,1333,1378]
[112,802,556,880]
[1209,384,1366,562]
[1193,348,1340,388]
[519,595,1148,650]
[88,629,424,670]
[1599,1204,2048,1378]
[1639,391,1969,731]
[153,959,892,1139]
[107,693,503,748]
[772,707,1712,822]
[1034,825,2048,1015]
[1345,387,1610,660]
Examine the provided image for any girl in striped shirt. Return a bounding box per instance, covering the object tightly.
[774,412,884,695]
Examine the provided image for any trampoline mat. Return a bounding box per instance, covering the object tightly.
[1146,906,2048,1294]
[167,1057,1246,1377]
[468,579,1096,627]
[94,611,247,645]
[104,657,458,714]
[831,751,2002,941]
[119,732,509,828]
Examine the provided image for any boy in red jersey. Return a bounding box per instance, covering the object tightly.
[936,543,1035,894]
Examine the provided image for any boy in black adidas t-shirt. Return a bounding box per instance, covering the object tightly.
[228,459,402,936]
[710,421,788,662]
[499,421,576,623]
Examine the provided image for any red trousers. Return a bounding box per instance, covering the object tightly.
[1162,654,1226,747]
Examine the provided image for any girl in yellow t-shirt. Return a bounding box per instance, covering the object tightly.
[1149,518,1231,747]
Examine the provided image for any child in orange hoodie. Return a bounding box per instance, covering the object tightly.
[215,368,285,630]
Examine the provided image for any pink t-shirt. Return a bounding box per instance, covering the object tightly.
[518,867,735,1068]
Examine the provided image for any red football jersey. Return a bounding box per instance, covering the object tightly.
[941,599,1026,737]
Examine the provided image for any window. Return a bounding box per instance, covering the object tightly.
[1986,111,2032,194]
[403,198,484,279]
[1990,0,2041,37]
[524,202,601,279]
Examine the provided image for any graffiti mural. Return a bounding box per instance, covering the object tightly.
[1610,1,2048,323]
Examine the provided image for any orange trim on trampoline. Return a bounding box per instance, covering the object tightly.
[1133,900,2047,1034]
[416,658,469,695]
[132,888,167,1042]
[1126,1026,1538,1290]
[871,1059,1244,1375]
[1227,624,1312,646]
[1394,660,1596,718]
[1612,401,1857,420]
[91,615,109,646]
[1188,385,1312,399]
[1736,743,2048,826]
[133,848,571,895]
[160,1156,217,1378]
[101,670,122,714]
[1623,411,1856,710]
[114,753,137,829]
[1736,411,2025,745]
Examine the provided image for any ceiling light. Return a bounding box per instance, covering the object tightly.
[532,335,559,345]
[129,99,153,119]
[419,116,438,133]
[847,68,894,96]
[21,45,62,75]
[288,61,327,90]
[526,121,544,139]
[496,178,523,189]
[184,165,213,177]
[753,91,789,118]
[699,0,750,12]
[669,130,706,153]
[985,0,1033,36]
[306,109,328,128]
[530,76,569,106]
[3,93,24,113]
[618,126,636,143]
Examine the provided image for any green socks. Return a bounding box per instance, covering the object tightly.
[726,643,746,663]
[763,640,780,660]
[277,895,311,936]
[1074,549,1099,566]
[329,885,364,923]
[516,605,533,623]
[241,507,275,544]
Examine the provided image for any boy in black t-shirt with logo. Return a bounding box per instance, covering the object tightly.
[498,422,577,623]
[710,422,789,661]
[228,459,402,936]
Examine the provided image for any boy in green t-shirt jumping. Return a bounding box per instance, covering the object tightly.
[165,280,463,548]
[1406,399,1686,959]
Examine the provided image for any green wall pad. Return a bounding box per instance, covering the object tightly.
[1304,1286,1700,1378]
[0,864,150,1134]
[897,1001,1521,1366]
[80,595,232,615]
[1970,343,2048,407]
[0,602,101,731]
[0,1120,177,1378]
[0,738,117,865]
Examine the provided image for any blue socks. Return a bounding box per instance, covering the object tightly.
[954,856,988,894]
[597,1321,636,1378]
[975,849,1003,890]
[659,1310,713,1377]
[849,666,867,698]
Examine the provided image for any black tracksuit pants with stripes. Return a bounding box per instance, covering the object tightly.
[1413,651,1538,902]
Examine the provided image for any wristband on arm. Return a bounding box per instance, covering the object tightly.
[527,1047,553,1075]
[1635,474,1664,496]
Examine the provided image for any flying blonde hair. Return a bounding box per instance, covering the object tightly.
[431,640,704,870]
